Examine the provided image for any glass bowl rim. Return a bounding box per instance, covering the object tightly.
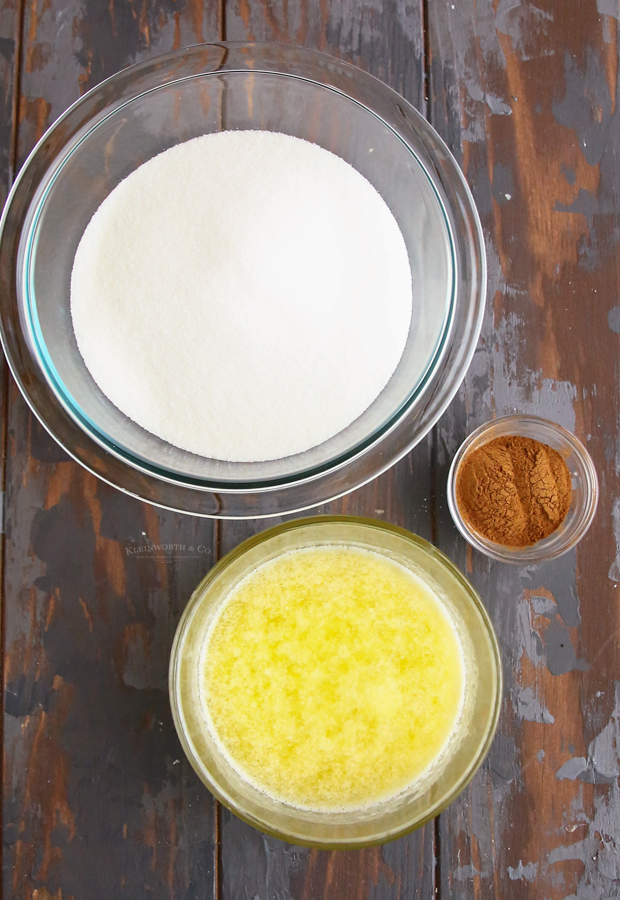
[168,514,503,848]
[446,414,599,564]
[22,87,458,491]
[0,41,486,518]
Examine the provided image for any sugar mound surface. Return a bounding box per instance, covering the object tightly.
[70,131,413,462]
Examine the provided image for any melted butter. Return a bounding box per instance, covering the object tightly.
[201,546,465,810]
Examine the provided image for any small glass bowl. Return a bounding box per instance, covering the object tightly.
[447,415,598,564]
[169,516,502,848]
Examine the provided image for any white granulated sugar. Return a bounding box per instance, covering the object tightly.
[71,131,412,462]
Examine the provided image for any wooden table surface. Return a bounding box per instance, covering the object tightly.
[2,1,620,898]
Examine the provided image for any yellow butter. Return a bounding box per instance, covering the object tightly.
[201,546,465,810]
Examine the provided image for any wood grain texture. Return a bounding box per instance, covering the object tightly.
[3,1,223,897]
[17,0,221,159]
[225,0,425,111]
[427,1,620,897]
[0,0,19,210]
[0,0,19,890]
[3,404,218,898]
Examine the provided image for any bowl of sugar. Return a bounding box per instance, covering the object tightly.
[0,42,486,517]
[169,516,502,847]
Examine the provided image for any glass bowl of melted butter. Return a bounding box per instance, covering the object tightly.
[169,516,501,848]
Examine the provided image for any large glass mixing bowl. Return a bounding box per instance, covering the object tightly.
[0,43,485,517]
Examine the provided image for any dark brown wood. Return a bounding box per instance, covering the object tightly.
[427,1,620,898]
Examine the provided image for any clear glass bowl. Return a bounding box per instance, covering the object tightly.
[169,516,502,848]
[447,415,599,564]
[0,42,486,518]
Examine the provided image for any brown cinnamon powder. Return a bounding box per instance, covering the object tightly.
[455,435,572,548]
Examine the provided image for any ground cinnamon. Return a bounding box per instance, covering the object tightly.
[455,435,572,548]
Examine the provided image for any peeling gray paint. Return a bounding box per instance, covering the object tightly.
[530,594,557,616]
[597,0,620,18]
[524,554,581,627]
[591,683,620,776]
[473,164,494,218]
[485,93,512,115]
[20,0,83,130]
[494,0,554,60]
[552,782,620,897]
[507,860,538,881]
[557,757,589,781]
[495,0,521,34]
[515,596,545,668]
[492,163,514,205]
[555,188,596,237]
[562,165,577,185]
[487,312,578,429]
[463,76,512,116]
[608,307,620,333]
[556,686,620,784]
[489,732,522,787]
[432,2,509,149]
[591,720,620,778]
[548,839,588,864]
[455,863,480,881]
[514,685,554,723]
[608,497,620,581]
[469,767,497,873]
[550,44,620,271]
[543,619,589,676]
[516,566,588,678]
[553,50,612,168]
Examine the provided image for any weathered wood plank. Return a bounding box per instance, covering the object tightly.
[0,0,19,211]
[0,0,21,664]
[3,2,223,897]
[0,0,20,888]
[217,3,438,898]
[428,1,620,897]
[226,0,425,110]
[17,0,221,158]
[0,0,23,643]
